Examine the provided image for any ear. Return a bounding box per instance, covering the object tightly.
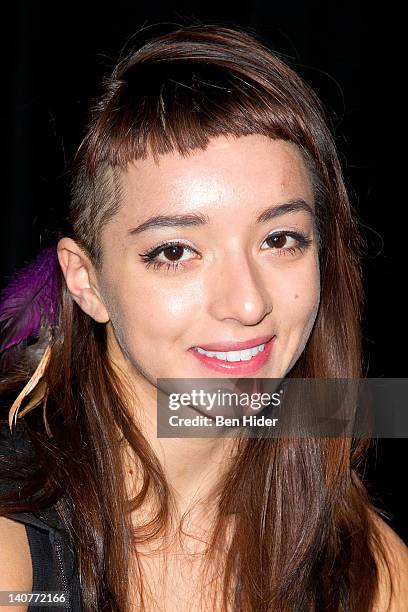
[57,237,110,324]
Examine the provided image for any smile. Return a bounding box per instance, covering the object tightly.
[189,336,276,375]
[193,343,265,362]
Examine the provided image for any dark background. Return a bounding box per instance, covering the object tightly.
[1,3,406,542]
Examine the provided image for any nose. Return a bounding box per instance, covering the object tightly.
[208,249,272,326]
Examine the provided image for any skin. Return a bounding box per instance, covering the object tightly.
[57,134,320,526]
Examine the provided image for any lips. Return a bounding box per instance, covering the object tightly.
[193,335,274,352]
[189,336,276,375]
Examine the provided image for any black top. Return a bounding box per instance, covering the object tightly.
[0,423,82,611]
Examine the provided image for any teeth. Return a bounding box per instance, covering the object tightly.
[194,343,265,361]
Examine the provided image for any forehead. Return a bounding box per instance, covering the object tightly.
[115,134,314,226]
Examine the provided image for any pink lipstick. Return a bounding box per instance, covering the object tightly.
[189,335,276,375]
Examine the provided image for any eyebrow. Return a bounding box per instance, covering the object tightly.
[127,198,314,237]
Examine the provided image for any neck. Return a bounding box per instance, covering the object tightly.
[107,328,237,524]
[131,381,235,516]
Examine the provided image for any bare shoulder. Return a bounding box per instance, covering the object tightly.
[369,510,408,611]
[0,515,33,611]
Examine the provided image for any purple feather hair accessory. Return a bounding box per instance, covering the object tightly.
[0,245,59,353]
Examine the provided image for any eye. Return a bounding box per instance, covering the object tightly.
[138,231,313,273]
[138,241,197,273]
[261,231,313,256]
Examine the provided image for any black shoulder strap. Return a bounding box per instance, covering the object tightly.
[0,422,81,611]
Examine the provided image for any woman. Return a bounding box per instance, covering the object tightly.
[0,23,407,612]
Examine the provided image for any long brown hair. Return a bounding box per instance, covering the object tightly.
[0,23,394,611]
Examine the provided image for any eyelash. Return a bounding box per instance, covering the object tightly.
[138,231,313,273]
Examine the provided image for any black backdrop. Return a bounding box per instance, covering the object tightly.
[1,2,406,543]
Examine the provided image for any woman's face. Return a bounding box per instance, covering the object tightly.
[94,134,320,386]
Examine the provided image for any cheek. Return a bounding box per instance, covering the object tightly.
[114,279,200,342]
[276,263,320,332]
